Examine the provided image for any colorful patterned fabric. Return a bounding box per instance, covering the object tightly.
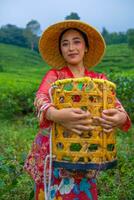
[35,169,98,200]
[24,66,131,199]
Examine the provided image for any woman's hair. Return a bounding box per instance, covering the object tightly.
[59,28,89,55]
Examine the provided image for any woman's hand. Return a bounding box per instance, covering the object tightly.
[46,107,94,134]
[93,108,127,133]
[58,108,94,134]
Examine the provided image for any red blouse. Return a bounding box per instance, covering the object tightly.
[24,66,131,184]
[34,66,131,131]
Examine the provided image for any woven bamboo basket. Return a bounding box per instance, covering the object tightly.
[51,77,117,170]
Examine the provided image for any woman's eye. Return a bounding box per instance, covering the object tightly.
[62,43,68,47]
[74,40,81,44]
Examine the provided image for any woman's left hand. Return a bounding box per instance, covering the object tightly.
[93,108,127,132]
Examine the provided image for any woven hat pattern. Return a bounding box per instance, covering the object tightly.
[39,20,106,68]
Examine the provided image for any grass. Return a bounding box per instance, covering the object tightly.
[0,42,134,199]
[98,127,134,200]
[0,118,133,199]
[0,117,37,199]
[0,43,50,81]
[0,43,134,82]
[94,44,134,76]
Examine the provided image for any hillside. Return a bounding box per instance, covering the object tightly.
[0,43,134,81]
[0,43,50,85]
[0,44,133,200]
[0,42,134,96]
[95,43,134,76]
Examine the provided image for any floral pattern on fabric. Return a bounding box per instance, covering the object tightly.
[36,173,98,200]
[50,185,59,200]
[24,132,50,183]
[24,66,131,200]
[58,177,74,195]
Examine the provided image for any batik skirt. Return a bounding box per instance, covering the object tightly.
[35,168,98,200]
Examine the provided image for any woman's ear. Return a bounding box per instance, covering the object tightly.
[85,48,88,53]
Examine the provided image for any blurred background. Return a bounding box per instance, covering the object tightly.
[0,0,134,199]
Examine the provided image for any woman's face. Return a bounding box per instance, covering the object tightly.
[60,29,87,67]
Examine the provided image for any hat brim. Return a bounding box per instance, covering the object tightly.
[39,20,106,68]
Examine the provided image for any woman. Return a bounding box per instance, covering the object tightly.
[24,20,131,200]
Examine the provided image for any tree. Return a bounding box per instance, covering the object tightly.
[101,27,127,45]
[26,20,41,36]
[23,28,39,51]
[65,12,80,20]
[118,32,127,43]
[127,29,134,50]
[0,24,27,47]
[102,27,109,38]
[0,23,39,51]
[101,27,110,44]
[25,20,40,51]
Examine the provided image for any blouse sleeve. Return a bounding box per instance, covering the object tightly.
[97,73,131,132]
[115,98,131,132]
[34,69,58,128]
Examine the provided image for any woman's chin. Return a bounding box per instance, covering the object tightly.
[67,61,82,67]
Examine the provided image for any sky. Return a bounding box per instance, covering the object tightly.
[0,0,134,33]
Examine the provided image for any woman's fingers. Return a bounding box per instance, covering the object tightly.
[93,116,115,131]
[61,118,93,127]
[93,117,113,126]
[103,128,113,133]
[102,114,115,122]
[75,124,95,131]
[101,123,113,129]
[74,112,91,120]
[102,109,117,115]
[71,128,82,135]
[71,125,95,134]
[73,119,93,125]
[102,109,118,122]
[72,108,91,120]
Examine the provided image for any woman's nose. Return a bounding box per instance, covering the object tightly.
[69,43,74,51]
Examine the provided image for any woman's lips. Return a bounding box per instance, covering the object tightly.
[68,53,78,57]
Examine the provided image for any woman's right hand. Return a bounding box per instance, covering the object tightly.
[46,107,94,134]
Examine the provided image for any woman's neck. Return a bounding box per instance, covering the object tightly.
[68,65,85,78]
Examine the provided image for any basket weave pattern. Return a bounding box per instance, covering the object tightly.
[52,77,116,168]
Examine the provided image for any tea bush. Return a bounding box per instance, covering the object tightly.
[98,127,134,200]
[0,119,133,199]
[0,73,134,122]
[0,77,37,119]
[108,74,134,121]
[0,42,133,199]
[0,119,37,199]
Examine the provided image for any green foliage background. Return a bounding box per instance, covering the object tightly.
[0,43,134,199]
